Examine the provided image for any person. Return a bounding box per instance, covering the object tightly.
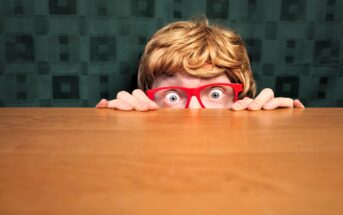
[96,17,304,111]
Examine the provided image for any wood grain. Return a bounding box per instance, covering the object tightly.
[0,108,342,215]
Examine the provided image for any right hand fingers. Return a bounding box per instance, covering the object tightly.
[107,99,134,110]
[115,90,158,111]
[132,89,159,109]
[96,98,131,110]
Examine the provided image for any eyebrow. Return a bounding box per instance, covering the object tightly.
[156,76,177,87]
[155,75,229,89]
[155,74,179,88]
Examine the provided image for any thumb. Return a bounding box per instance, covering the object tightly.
[95,99,108,108]
[294,99,305,108]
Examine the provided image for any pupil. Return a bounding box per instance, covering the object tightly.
[212,92,219,98]
[169,95,177,102]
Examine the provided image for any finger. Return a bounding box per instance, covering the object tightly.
[107,99,133,111]
[231,97,254,111]
[262,97,293,110]
[248,88,274,110]
[96,99,108,108]
[116,91,150,111]
[132,89,159,110]
[294,99,305,108]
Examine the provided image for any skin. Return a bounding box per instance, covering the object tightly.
[96,71,305,111]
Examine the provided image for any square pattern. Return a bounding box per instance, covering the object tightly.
[314,40,339,65]
[206,0,229,19]
[281,0,306,21]
[6,35,34,62]
[49,0,76,15]
[275,77,299,98]
[131,0,154,17]
[53,76,79,99]
[0,0,342,107]
[90,36,116,62]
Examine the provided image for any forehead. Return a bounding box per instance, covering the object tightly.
[153,72,231,88]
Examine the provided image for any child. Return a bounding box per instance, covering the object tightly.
[96,17,304,111]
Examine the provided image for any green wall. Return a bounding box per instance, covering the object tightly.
[0,0,342,107]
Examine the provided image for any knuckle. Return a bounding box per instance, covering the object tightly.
[118,100,133,110]
[137,101,148,107]
[236,100,246,105]
[285,98,294,105]
[134,101,149,110]
[234,98,253,109]
[252,98,262,105]
[244,98,254,104]
[116,91,128,99]
[118,99,127,106]
[264,88,274,97]
[274,97,293,107]
[132,89,142,96]
[109,99,121,109]
[278,97,292,103]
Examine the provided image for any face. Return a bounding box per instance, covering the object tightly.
[150,71,239,109]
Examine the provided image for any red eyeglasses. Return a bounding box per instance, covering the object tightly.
[146,83,243,108]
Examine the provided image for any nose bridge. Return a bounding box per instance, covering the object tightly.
[188,96,202,109]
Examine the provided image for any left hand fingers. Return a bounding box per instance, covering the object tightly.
[96,99,108,108]
[248,88,274,110]
[262,97,294,110]
[231,97,254,111]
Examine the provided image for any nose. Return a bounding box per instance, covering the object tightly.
[188,96,202,109]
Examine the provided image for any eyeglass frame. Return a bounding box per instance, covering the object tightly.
[146,83,243,108]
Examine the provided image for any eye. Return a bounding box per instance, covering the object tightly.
[209,88,224,99]
[165,91,180,103]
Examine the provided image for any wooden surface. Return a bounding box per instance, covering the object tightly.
[0,108,342,215]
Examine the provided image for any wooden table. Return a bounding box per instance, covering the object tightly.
[0,108,342,214]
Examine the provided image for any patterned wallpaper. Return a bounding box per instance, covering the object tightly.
[0,0,342,107]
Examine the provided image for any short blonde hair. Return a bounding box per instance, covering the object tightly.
[137,17,256,98]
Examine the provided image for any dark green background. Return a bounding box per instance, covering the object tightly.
[0,0,342,107]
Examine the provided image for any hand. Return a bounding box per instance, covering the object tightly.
[95,89,159,111]
[231,88,305,111]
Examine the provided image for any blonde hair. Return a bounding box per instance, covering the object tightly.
[137,17,256,98]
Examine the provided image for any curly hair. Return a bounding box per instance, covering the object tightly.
[137,17,256,98]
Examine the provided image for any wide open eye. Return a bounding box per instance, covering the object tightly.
[209,88,224,100]
[165,91,181,103]
[152,88,186,108]
[200,85,235,108]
